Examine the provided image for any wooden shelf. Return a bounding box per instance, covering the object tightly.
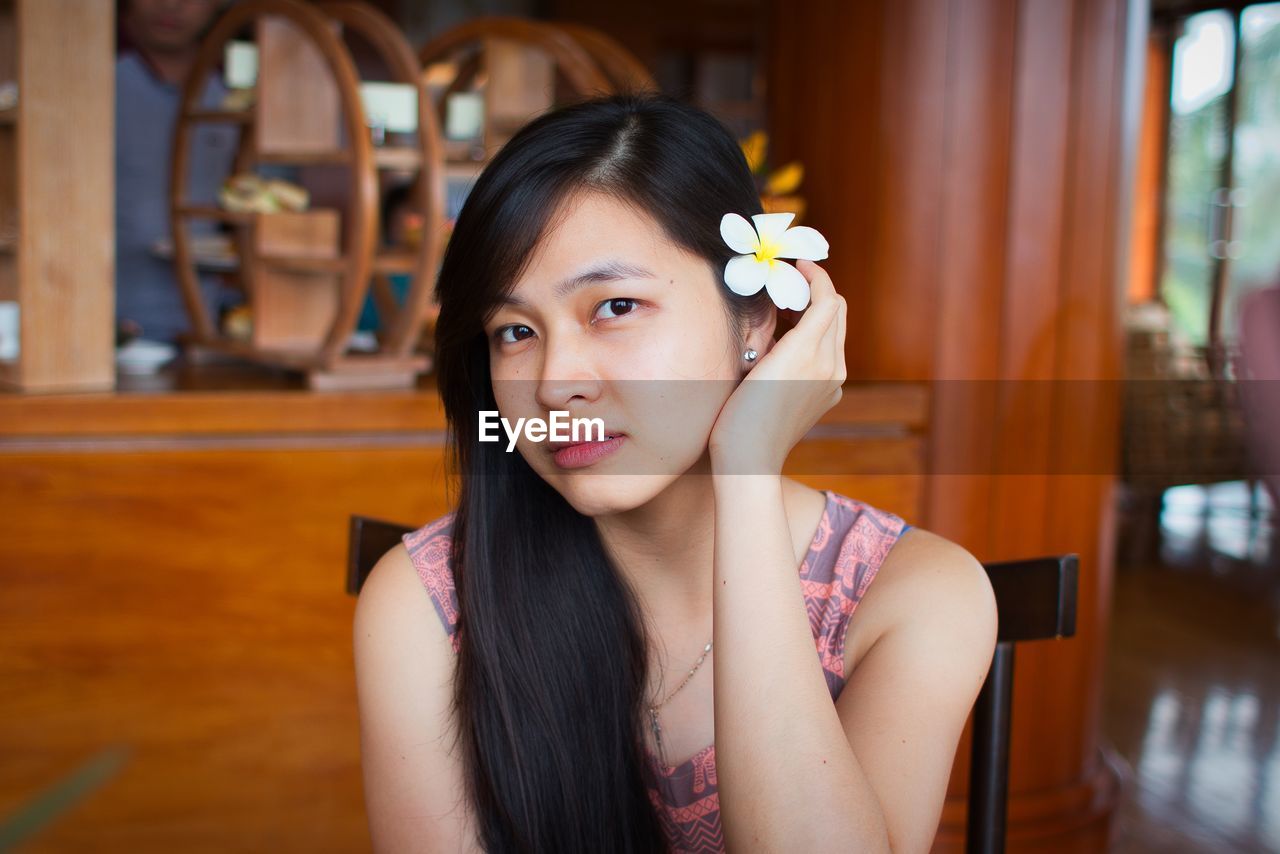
[149,235,238,271]
[442,138,482,160]
[257,149,353,166]
[185,109,252,124]
[373,146,422,170]
[193,337,326,369]
[444,159,485,180]
[373,251,418,274]
[251,146,423,170]
[164,0,447,389]
[189,338,431,390]
[257,254,345,275]
[174,205,256,225]
[255,250,421,275]
[155,234,421,277]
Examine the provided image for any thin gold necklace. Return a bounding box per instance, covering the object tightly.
[646,639,713,767]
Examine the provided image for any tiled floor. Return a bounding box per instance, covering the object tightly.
[1106,481,1280,853]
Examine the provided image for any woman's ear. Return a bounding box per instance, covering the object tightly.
[743,308,778,359]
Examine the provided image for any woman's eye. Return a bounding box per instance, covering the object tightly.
[496,324,535,345]
[492,301,637,344]
[599,295,640,318]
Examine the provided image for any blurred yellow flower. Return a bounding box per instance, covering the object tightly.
[740,130,768,175]
[764,162,804,196]
[738,130,805,201]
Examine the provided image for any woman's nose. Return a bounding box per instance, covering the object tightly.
[534,332,602,411]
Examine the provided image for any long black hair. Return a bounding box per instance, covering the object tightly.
[433,91,773,852]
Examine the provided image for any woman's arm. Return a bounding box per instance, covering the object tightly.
[710,474,888,851]
[716,473,993,850]
[708,260,997,851]
[353,544,485,853]
[712,477,996,852]
[833,526,997,851]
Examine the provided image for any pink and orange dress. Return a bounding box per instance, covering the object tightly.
[401,489,913,853]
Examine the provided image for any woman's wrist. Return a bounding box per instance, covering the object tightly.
[708,439,785,477]
[710,470,784,499]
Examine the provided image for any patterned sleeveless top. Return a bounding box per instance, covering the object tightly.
[401,489,913,853]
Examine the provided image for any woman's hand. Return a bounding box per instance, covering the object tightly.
[708,259,847,475]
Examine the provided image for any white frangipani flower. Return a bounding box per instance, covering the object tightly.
[719,212,829,311]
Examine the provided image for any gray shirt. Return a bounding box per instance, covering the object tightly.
[115,52,239,343]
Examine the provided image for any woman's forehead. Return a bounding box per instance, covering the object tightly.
[510,192,687,297]
[546,191,665,256]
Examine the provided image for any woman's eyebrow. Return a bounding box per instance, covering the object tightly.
[501,259,658,307]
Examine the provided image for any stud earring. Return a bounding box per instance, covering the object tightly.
[743,348,758,362]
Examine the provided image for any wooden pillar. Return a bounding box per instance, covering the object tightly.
[0,0,115,392]
[768,0,1145,850]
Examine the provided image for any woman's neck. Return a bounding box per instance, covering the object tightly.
[594,470,720,629]
[594,472,828,630]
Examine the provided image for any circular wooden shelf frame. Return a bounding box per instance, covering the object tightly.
[418,16,613,100]
[170,0,445,389]
[551,22,659,95]
[417,17,659,173]
[319,1,447,360]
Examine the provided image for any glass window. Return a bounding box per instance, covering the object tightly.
[1162,10,1235,347]
[1223,3,1280,347]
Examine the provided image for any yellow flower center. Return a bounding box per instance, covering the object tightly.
[754,235,782,265]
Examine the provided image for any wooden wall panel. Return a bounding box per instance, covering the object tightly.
[0,446,453,851]
[989,0,1075,562]
[867,0,950,382]
[925,0,1017,557]
[767,1,903,381]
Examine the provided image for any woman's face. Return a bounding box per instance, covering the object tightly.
[483,189,762,516]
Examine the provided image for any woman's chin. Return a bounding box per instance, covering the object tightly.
[550,473,680,517]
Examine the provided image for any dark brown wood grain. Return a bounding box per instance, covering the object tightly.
[767,0,1139,850]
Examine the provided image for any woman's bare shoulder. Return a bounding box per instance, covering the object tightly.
[353,544,482,852]
[845,526,997,672]
[353,544,460,697]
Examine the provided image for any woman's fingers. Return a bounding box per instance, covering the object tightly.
[799,260,837,317]
[824,262,846,378]
[834,293,846,381]
[763,260,844,387]
[799,258,836,302]
[796,260,841,366]
[792,260,839,339]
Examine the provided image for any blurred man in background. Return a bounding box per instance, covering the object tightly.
[116,0,238,345]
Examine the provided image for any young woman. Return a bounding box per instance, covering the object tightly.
[353,92,997,853]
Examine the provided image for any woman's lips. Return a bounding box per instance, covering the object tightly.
[550,434,626,469]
